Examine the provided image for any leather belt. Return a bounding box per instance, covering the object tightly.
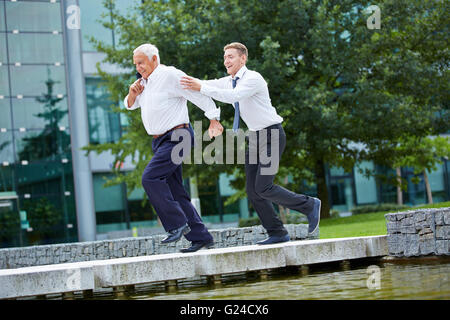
[153,123,189,139]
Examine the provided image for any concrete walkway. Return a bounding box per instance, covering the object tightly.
[0,235,387,299]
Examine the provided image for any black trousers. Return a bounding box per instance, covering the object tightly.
[245,123,315,237]
[142,125,213,243]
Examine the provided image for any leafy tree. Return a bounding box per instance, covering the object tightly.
[393,135,450,204]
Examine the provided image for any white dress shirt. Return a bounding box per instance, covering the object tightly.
[200,66,283,131]
[124,64,220,135]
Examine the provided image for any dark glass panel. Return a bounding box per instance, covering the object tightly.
[12,97,69,130]
[85,78,121,144]
[14,128,71,163]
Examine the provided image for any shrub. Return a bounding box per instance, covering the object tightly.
[351,203,410,215]
[238,216,260,227]
[238,212,309,227]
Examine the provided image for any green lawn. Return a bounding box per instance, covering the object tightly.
[319,201,450,239]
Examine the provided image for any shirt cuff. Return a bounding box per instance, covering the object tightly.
[124,94,139,110]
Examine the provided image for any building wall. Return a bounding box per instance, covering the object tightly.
[0,0,77,248]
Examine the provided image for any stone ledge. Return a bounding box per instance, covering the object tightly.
[0,224,313,270]
[0,262,94,299]
[0,235,386,299]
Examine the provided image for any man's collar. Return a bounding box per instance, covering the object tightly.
[233,65,247,80]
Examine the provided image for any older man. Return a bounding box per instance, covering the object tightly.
[181,42,321,244]
[125,43,223,252]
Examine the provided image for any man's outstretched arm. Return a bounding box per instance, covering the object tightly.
[174,72,223,138]
[180,75,261,104]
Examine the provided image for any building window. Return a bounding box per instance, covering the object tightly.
[4,1,62,32]
[7,33,64,64]
[85,77,121,144]
[127,187,158,228]
[93,173,127,233]
[354,161,378,205]
[328,166,355,212]
[79,0,113,51]
[9,65,66,96]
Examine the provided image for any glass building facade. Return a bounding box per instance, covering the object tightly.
[0,0,77,247]
[0,0,449,248]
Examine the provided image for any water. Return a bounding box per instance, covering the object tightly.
[75,257,450,300]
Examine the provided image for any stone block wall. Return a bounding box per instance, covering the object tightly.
[0,224,312,270]
[385,208,450,257]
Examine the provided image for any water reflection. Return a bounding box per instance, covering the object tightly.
[122,258,450,300]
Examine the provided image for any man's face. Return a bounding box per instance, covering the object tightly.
[133,52,158,80]
[224,48,246,77]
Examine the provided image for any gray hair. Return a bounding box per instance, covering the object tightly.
[133,43,160,64]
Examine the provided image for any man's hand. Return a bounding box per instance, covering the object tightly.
[180,76,202,91]
[208,119,224,138]
[127,79,144,107]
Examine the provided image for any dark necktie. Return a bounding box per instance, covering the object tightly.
[232,77,240,132]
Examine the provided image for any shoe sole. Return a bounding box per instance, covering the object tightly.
[204,242,214,249]
[256,237,290,245]
[161,225,191,244]
[309,198,321,235]
[180,242,214,253]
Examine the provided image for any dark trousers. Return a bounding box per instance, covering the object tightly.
[142,125,213,243]
[245,123,315,237]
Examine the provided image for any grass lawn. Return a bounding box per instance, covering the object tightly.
[319,201,450,239]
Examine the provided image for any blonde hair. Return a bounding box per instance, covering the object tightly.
[224,42,248,58]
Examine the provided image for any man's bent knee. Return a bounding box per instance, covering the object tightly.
[255,184,276,199]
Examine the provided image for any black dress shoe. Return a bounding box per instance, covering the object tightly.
[161,224,191,244]
[307,197,321,235]
[180,240,214,253]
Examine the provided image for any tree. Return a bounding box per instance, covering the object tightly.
[85,0,449,219]
[254,0,449,216]
[393,135,450,204]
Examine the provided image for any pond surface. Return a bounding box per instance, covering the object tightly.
[93,256,449,300]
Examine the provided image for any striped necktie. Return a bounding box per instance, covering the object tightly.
[232,77,240,132]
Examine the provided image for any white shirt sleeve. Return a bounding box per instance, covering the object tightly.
[200,75,263,104]
[173,71,221,120]
[201,77,229,89]
[123,94,141,110]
